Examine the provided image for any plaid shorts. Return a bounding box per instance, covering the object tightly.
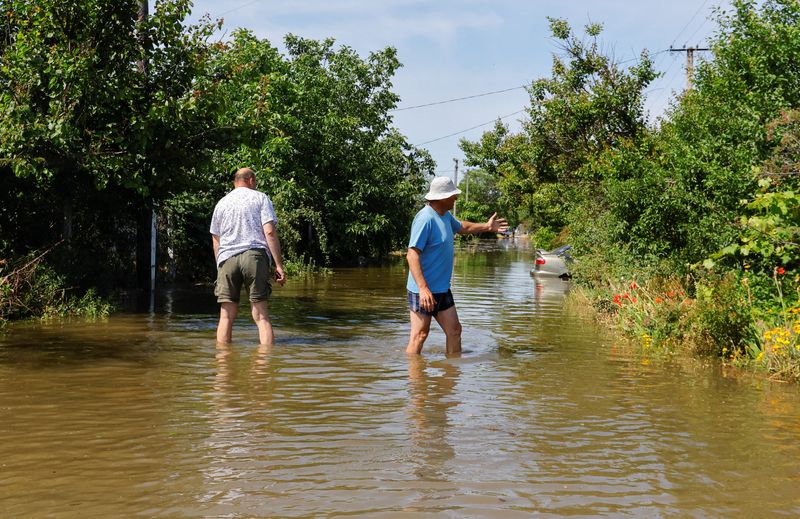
[408,289,455,317]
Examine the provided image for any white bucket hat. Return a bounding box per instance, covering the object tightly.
[425,176,462,200]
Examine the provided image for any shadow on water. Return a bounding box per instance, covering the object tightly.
[116,286,219,315]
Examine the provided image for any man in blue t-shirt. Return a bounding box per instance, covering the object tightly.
[406,176,508,355]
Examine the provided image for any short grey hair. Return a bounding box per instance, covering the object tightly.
[233,168,255,182]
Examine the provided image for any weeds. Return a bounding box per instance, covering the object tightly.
[582,266,800,382]
[0,245,112,325]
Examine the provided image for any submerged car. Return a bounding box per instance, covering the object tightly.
[530,245,573,279]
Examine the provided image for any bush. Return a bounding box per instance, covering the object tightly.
[683,273,758,356]
[530,227,558,250]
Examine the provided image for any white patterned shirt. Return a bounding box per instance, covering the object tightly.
[210,187,277,266]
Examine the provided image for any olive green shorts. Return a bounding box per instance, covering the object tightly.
[214,249,273,303]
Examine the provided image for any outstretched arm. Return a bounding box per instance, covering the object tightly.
[457,212,509,235]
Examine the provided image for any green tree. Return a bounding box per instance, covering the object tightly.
[461,18,657,235]
[0,0,235,286]
[201,32,431,266]
[707,110,800,270]
[454,168,507,227]
[600,0,800,270]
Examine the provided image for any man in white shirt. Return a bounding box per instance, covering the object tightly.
[210,168,286,345]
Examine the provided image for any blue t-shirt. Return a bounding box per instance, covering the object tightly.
[406,205,462,293]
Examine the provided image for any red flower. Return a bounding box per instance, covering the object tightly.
[629,281,639,289]
[655,297,663,303]
[776,266,786,275]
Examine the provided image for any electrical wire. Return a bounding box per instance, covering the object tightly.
[684,15,713,47]
[391,86,527,112]
[217,0,262,17]
[671,0,711,47]
[647,1,717,119]
[646,53,685,119]
[414,109,526,146]
[395,49,669,113]
[617,48,670,65]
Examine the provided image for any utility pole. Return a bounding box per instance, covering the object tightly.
[465,169,470,204]
[669,46,710,90]
[453,158,459,218]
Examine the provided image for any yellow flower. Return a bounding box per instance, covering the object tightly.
[756,351,765,362]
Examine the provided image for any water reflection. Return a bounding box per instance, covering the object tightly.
[203,342,279,512]
[407,355,460,482]
[532,277,571,306]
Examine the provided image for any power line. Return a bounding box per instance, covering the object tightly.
[671,0,711,47]
[394,50,669,112]
[391,86,527,112]
[617,48,670,65]
[646,54,685,119]
[646,0,716,118]
[397,48,671,119]
[218,0,262,17]
[684,15,713,47]
[414,109,525,146]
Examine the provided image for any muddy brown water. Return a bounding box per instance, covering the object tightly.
[2,240,799,517]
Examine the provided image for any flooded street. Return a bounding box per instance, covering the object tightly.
[2,240,799,517]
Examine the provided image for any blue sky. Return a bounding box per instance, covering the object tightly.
[187,0,723,177]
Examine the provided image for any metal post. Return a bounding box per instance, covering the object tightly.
[453,158,459,217]
[149,206,156,311]
[138,1,156,307]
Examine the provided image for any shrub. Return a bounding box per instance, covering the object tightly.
[683,273,758,356]
[0,250,112,324]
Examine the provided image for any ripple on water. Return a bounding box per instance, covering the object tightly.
[2,242,800,516]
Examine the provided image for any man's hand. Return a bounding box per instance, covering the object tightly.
[487,212,509,233]
[274,267,287,286]
[419,286,435,312]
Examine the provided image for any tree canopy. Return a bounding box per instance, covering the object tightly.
[0,0,431,290]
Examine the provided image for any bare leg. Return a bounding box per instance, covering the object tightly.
[251,300,274,346]
[434,306,462,355]
[406,310,432,355]
[217,302,238,343]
